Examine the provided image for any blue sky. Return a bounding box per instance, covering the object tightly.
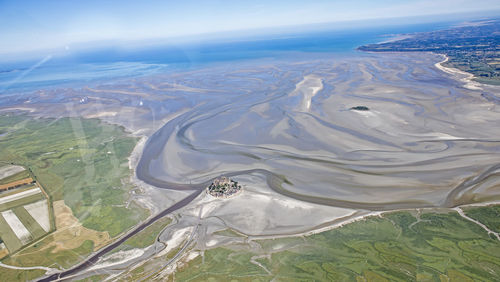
[0,0,499,55]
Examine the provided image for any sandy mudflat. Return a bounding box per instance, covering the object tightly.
[134,52,499,214]
[5,51,497,234]
[2,52,500,278]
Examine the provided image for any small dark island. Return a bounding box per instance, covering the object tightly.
[350,106,370,111]
[207,176,242,198]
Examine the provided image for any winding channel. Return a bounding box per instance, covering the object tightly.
[37,52,500,280]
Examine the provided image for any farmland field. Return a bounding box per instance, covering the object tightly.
[0,170,30,186]
[0,115,146,236]
[0,185,51,255]
[0,115,147,278]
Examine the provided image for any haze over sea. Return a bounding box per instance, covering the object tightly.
[0,18,462,95]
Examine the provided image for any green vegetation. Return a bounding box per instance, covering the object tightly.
[83,201,147,238]
[0,114,147,280]
[0,115,146,237]
[3,239,95,269]
[0,185,36,198]
[464,205,500,233]
[0,185,50,253]
[123,217,172,249]
[359,19,500,85]
[0,213,23,253]
[109,216,172,257]
[175,207,500,281]
[75,274,110,282]
[0,192,45,211]
[213,228,245,238]
[12,206,46,240]
[0,170,30,185]
[0,268,45,282]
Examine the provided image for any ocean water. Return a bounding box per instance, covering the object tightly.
[0,20,456,95]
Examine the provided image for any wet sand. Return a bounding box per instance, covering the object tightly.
[2,51,499,280]
[136,52,500,212]
[7,51,498,236]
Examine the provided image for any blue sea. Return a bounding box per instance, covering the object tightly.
[0,20,457,95]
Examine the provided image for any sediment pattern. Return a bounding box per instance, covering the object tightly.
[136,52,500,210]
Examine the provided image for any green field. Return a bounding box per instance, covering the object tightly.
[123,217,172,249]
[3,239,94,269]
[174,207,500,281]
[0,267,45,282]
[0,170,30,185]
[464,205,500,234]
[1,239,95,282]
[0,192,45,211]
[0,214,23,254]
[108,216,173,259]
[0,115,146,237]
[0,186,51,254]
[12,206,46,240]
[0,114,148,280]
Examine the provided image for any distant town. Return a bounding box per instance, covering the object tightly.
[359,19,500,85]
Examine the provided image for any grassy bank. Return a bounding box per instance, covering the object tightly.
[0,115,146,236]
[0,114,147,279]
[174,206,500,281]
[123,217,172,249]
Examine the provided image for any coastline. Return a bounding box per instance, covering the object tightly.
[202,199,500,243]
[434,54,484,91]
[96,49,500,249]
[1,45,499,279]
[126,108,194,216]
[165,200,500,279]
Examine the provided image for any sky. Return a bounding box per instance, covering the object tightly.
[0,0,499,55]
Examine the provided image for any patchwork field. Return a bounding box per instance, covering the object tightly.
[0,166,30,186]
[0,164,54,258]
[0,115,147,280]
[0,187,52,254]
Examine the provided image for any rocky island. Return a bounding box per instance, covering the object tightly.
[207,176,242,198]
[350,106,370,111]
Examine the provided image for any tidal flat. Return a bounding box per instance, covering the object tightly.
[136,51,500,212]
[3,51,500,236]
[1,51,499,280]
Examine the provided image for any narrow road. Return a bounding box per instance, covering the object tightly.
[38,189,203,281]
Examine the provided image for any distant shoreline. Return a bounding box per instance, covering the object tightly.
[434,54,483,90]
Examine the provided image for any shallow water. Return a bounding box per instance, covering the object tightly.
[135,52,500,211]
[0,20,455,96]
